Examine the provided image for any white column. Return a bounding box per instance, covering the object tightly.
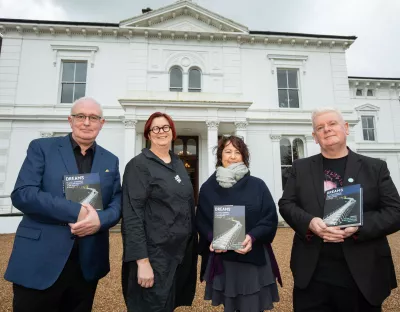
[206,120,219,177]
[270,134,283,212]
[234,121,248,142]
[124,119,137,166]
[136,133,143,156]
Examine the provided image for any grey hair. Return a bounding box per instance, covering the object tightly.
[311,107,344,129]
[70,97,103,117]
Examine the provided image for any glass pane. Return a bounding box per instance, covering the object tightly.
[62,62,75,82]
[187,139,197,155]
[74,84,86,101]
[288,90,299,108]
[61,83,74,103]
[367,89,373,96]
[363,129,368,140]
[75,62,87,83]
[170,67,182,89]
[281,166,291,190]
[277,69,287,88]
[287,69,298,88]
[278,90,288,108]
[361,117,367,128]
[189,69,201,89]
[367,117,374,128]
[356,89,363,96]
[280,138,292,165]
[174,139,183,155]
[368,129,375,141]
[293,138,304,160]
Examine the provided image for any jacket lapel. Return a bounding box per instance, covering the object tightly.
[91,145,104,174]
[343,149,362,187]
[58,135,78,174]
[311,154,325,210]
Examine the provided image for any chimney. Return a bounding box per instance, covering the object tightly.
[142,7,152,14]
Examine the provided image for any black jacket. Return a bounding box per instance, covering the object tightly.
[196,172,278,278]
[121,148,197,312]
[279,149,400,306]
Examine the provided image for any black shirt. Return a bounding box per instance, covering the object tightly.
[313,155,357,288]
[69,134,95,174]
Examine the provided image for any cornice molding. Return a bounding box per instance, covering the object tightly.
[0,23,355,49]
[51,44,99,67]
[355,103,380,112]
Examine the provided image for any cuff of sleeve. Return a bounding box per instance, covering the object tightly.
[306,229,314,241]
[248,234,256,243]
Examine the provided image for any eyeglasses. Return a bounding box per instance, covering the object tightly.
[150,125,171,134]
[71,114,103,123]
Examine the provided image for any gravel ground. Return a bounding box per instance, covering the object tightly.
[1,228,399,312]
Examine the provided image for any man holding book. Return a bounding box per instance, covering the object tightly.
[279,107,400,312]
[5,97,122,312]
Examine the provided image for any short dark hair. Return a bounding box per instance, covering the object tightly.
[144,112,177,140]
[215,135,250,168]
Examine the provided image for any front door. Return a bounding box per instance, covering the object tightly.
[172,136,199,204]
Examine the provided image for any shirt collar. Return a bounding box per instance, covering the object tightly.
[69,133,96,153]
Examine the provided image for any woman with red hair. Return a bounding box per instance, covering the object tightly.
[121,112,197,312]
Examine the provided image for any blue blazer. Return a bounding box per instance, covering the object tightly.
[4,134,122,290]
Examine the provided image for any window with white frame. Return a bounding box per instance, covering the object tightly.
[277,69,299,108]
[188,68,201,92]
[169,66,183,92]
[361,116,376,141]
[60,61,87,103]
[280,137,305,189]
[356,88,363,96]
[367,89,374,96]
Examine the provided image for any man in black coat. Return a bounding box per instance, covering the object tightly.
[279,107,400,312]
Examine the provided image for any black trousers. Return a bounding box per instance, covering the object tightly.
[13,244,98,312]
[293,279,381,312]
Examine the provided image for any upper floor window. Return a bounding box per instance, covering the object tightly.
[356,89,363,96]
[188,68,201,92]
[367,89,374,96]
[361,116,376,141]
[277,69,299,108]
[60,61,87,103]
[170,67,183,92]
[280,137,304,189]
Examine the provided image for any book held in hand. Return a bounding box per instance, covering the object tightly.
[212,205,245,250]
[64,173,103,210]
[323,184,363,228]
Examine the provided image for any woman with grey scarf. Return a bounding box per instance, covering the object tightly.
[196,135,281,312]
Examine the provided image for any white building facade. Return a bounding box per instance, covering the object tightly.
[0,0,399,232]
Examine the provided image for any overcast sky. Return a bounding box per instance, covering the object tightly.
[1,0,399,77]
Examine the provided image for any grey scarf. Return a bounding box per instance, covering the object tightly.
[216,162,249,188]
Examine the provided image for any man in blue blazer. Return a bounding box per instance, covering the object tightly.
[5,97,122,312]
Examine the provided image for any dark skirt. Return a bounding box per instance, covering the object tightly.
[204,248,279,312]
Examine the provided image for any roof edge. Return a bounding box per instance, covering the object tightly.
[250,30,357,40]
[0,18,118,27]
[349,76,400,81]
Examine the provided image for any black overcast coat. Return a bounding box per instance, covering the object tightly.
[121,148,197,312]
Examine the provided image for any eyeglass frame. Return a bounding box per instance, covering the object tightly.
[149,125,171,134]
[71,114,103,123]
